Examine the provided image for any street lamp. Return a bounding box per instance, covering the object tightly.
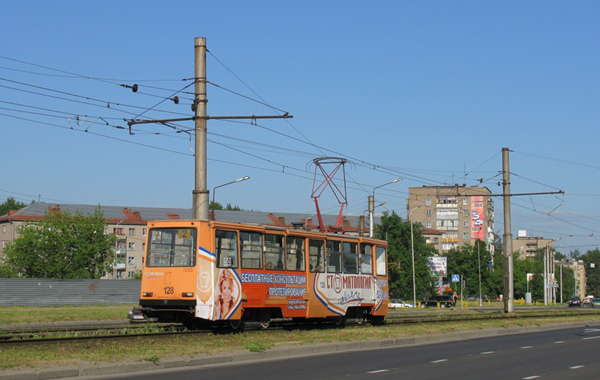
[369,178,402,237]
[543,237,561,305]
[211,176,250,220]
[410,204,422,308]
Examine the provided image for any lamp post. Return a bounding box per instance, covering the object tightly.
[543,238,561,305]
[369,178,402,237]
[410,204,422,308]
[477,241,483,307]
[211,176,250,220]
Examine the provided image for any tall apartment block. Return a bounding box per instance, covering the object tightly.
[407,185,495,254]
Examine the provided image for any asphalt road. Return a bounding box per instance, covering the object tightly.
[85,323,600,380]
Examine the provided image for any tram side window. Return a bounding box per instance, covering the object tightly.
[215,230,238,268]
[147,228,196,267]
[241,231,262,269]
[360,244,373,274]
[326,240,342,273]
[309,239,325,272]
[265,234,285,270]
[342,242,358,274]
[286,236,305,271]
[376,246,387,276]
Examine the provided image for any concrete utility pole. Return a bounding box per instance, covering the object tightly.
[127,37,293,220]
[502,147,514,313]
[193,37,209,220]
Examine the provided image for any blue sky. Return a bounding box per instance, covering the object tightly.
[1,1,599,253]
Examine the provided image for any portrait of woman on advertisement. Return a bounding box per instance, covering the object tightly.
[214,269,238,319]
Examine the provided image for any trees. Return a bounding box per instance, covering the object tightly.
[3,207,116,279]
[376,212,437,300]
[0,197,29,216]
[445,240,493,298]
[209,201,243,211]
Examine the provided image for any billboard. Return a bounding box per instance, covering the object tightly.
[427,256,447,277]
[471,196,484,241]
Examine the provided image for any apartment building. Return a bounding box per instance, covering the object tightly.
[514,230,555,260]
[560,258,586,299]
[407,185,494,253]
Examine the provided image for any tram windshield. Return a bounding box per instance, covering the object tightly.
[146,228,197,267]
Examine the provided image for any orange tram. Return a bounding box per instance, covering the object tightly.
[133,219,389,330]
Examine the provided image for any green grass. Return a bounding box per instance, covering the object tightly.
[2,312,600,371]
[0,305,132,325]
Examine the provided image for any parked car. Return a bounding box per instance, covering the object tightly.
[389,299,414,309]
[592,297,600,307]
[582,295,594,307]
[420,295,455,308]
[568,296,581,307]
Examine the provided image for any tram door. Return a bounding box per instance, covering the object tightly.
[307,239,328,318]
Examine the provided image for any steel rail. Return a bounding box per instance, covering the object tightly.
[2,309,599,347]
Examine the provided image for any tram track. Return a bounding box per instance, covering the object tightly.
[2,308,599,347]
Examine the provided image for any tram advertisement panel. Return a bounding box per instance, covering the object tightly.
[214,269,242,320]
[313,273,386,315]
[195,246,216,319]
[241,272,308,316]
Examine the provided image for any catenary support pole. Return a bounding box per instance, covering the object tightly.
[502,147,514,313]
[193,37,209,220]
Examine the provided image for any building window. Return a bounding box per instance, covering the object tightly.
[142,228,147,236]
[463,233,470,239]
[426,221,432,228]
[434,237,439,244]
[104,227,108,234]
[128,257,135,265]
[426,198,431,205]
[463,221,469,227]
[463,198,469,205]
[142,242,145,251]
[3,226,6,233]
[129,228,135,236]
[128,271,134,278]
[463,210,469,216]
[113,228,123,235]
[128,242,135,250]
[426,209,432,217]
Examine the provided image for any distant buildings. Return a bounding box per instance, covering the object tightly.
[514,230,554,260]
[0,202,375,279]
[407,185,494,254]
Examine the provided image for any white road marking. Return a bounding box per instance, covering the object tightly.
[521,346,533,349]
[522,376,541,379]
[554,341,564,344]
[582,336,600,340]
[584,328,600,333]
[367,369,389,374]
[569,365,584,370]
[430,359,448,364]
[480,351,495,355]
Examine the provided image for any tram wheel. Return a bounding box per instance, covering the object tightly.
[229,319,244,332]
[259,309,271,329]
[333,316,346,328]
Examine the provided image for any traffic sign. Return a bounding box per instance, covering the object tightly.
[451,274,460,283]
